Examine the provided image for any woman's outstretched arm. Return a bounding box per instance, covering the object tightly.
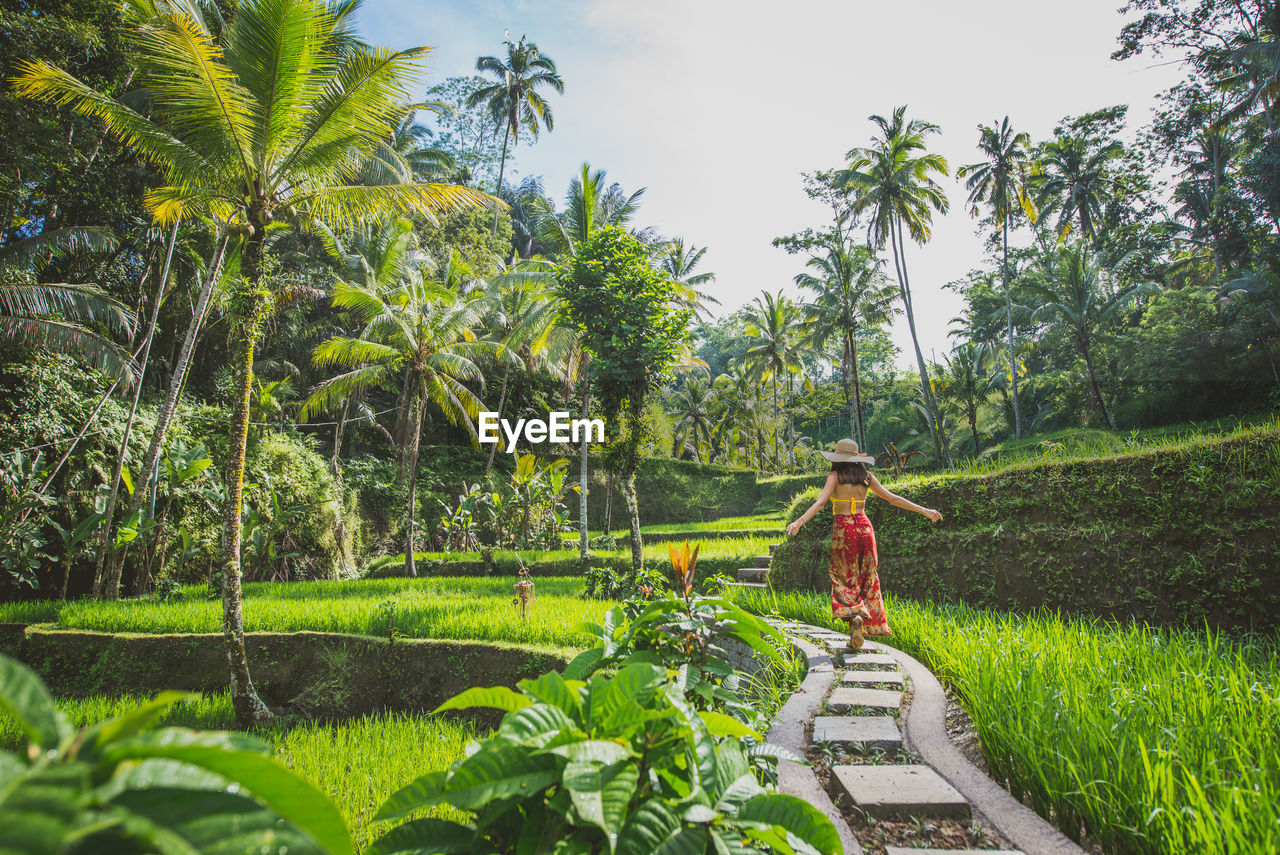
[868,473,942,522]
[786,473,837,537]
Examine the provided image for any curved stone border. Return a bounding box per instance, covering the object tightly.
[765,635,864,855]
[874,642,1087,855]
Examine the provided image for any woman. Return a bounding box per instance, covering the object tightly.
[785,438,942,649]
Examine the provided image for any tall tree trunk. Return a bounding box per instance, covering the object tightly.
[891,219,943,467]
[771,377,779,470]
[603,471,613,536]
[623,389,645,571]
[34,333,145,500]
[485,364,511,473]
[1003,219,1022,440]
[94,223,175,598]
[492,123,511,237]
[98,228,229,597]
[220,303,273,728]
[403,381,425,579]
[849,329,867,450]
[621,471,642,571]
[577,378,590,562]
[1081,336,1115,429]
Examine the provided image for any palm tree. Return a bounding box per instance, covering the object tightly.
[532,163,645,259]
[360,110,456,185]
[16,0,493,727]
[302,241,508,578]
[659,238,719,319]
[466,34,564,200]
[838,107,950,466]
[957,117,1036,440]
[741,291,805,470]
[668,372,715,461]
[794,241,896,449]
[479,259,564,472]
[1024,244,1158,429]
[938,342,990,455]
[0,229,136,382]
[1035,135,1124,243]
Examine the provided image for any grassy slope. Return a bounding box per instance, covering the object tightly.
[729,587,1280,855]
[772,419,1280,629]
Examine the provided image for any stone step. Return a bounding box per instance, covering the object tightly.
[722,581,766,590]
[735,567,768,583]
[825,638,894,654]
[812,715,902,751]
[751,554,772,568]
[831,764,970,819]
[842,670,905,687]
[827,687,903,713]
[767,542,778,555]
[885,849,1022,855]
[840,652,898,670]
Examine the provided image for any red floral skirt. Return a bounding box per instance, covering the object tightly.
[829,512,892,636]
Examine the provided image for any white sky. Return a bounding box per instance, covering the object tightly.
[358,0,1189,368]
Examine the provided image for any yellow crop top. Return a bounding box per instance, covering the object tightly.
[830,495,867,514]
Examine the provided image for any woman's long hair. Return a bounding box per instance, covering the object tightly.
[832,461,870,486]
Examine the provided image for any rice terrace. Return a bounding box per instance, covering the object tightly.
[0,0,1277,853]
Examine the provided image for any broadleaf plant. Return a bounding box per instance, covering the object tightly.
[0,654,354,855]
[369,664,839,855]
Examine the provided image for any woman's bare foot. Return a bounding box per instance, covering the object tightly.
[848,615,864,650]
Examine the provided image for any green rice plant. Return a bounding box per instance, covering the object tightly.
[272,710,475,850]
[6,576,615,650]
[0,690,238,753]
[727,587,1280,855]
[0,600,62,624]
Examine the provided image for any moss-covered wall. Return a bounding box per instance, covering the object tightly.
[7,626,570,725]
[770,430,1280,630]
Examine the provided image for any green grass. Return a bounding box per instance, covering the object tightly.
[371,533,780,580]
[729,587,1280,855]
[0,692,474,850]
[3,576,613,650]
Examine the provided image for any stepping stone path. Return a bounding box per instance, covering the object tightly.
[832,764,970,819]
[827,686,903,713]
[885,850,1023,855]
[813,715,902,750]
[763,605,1055,855]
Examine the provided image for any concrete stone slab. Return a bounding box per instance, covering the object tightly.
[841,652,898,669]
[812,715,901,751]
[751,554,771,568]
[735,567,768,583]
[832,764,970,819]
[827,687,903,713]
[842,670,905,686]
[885,850,1022,855]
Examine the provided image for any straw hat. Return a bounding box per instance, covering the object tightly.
[820,438,875,465]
